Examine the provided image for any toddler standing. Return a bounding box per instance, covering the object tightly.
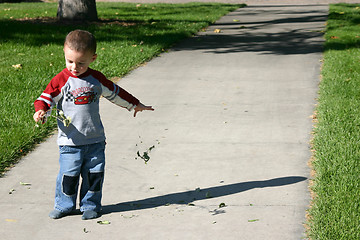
[33,30,154,220]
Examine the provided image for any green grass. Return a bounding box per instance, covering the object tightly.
[308,4,360,240]
[0,2,243,174]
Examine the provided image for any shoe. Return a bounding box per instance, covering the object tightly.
[49,210,67,219]
[82,210,99,220]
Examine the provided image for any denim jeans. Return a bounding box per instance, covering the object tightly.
[54,141,105,213]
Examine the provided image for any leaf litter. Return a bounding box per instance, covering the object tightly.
[135,136,160,164]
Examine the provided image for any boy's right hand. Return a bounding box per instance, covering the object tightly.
[33,110,46,123]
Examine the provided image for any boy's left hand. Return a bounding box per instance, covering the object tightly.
[134,103,154,117]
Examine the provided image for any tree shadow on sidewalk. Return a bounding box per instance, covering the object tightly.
[101,176,307,215]
[172,5,328,55]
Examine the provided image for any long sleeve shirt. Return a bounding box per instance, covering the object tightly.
[34,68,139,146]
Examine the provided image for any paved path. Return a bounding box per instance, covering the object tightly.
[0,3,330,240]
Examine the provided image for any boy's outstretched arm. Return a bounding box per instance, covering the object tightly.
[134,103,154,117]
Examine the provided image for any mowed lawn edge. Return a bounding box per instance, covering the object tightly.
[307,3,360,240]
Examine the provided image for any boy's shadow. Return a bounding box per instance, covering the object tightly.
[101,176,307,215]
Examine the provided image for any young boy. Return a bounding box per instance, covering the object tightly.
[33,30,154,220]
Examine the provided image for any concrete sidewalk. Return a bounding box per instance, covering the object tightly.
[0,4,327,240]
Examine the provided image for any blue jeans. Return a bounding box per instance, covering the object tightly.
[54,141,105,213]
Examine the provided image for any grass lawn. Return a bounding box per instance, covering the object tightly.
[0,2,243,174]
[308,3,360,239]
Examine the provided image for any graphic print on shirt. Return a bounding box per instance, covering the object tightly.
[65,87,98,105]
[74,91,97,105]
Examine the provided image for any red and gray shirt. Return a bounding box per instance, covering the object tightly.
[34,68,139,146]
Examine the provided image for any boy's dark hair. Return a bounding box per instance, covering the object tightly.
[64,30,97,54]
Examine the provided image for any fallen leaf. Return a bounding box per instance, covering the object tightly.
[330,36,339,39]
[214,29,221,33]
[219,202,226,208]
[248,219,259,222]
[12,64,22,69]
[8,189,15,194]
[97,220,110,225]
[20,182,31,186]
[233,19,240,22]
[83,228,89,233]
[142,152,149,159]
[137,150,150,164]
[5,219,17,222]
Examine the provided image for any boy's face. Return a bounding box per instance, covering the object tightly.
[64,45,97,76]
